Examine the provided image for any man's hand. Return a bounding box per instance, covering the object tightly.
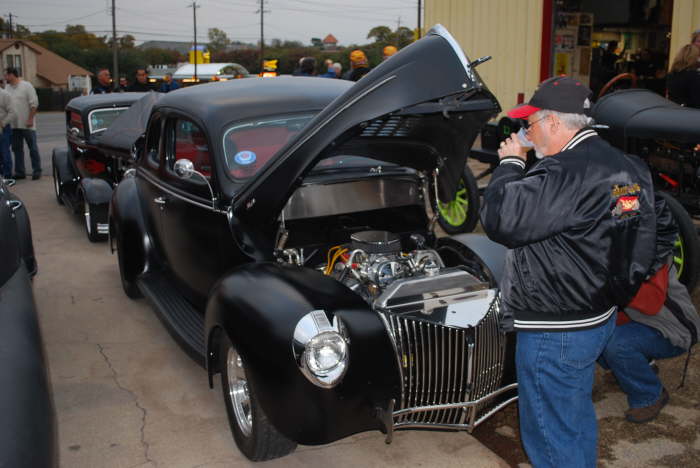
[26,119,33,128]
[694,144,700,152]
[498,132,528,160]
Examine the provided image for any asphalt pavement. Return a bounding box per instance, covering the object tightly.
[14,112,510,468]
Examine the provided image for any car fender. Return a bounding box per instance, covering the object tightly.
[0,262,57,468]
[6,193,37,277]
[79,177,113,205]
[205,262,400,445]
[52,147,78,192]
[441,233,507,286]
[110,176,160,277]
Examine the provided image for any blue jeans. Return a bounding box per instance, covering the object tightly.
[0,124,11,178]
[11,128,41,177]
[598,322,684,408]
[516,314,616,468]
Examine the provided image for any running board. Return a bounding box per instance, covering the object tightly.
[137,273,206,367]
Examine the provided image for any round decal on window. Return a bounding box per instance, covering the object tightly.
[234,150,257,165]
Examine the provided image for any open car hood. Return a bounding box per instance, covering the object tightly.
[233,25,500,228]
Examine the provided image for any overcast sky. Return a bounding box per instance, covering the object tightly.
[11,0,421,46]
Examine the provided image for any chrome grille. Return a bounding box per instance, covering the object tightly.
[381,295,509,430]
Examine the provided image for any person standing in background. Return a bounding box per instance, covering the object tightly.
[0,83,15,179]
[91,68,112,94]
[159,73,180,93]
[5,67,41,180]
[128,68,153,92]
[667,44,700,108]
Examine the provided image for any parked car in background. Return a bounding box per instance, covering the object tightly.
[0,178,56,467]
[110,25,518,461]
[52,92,147,242]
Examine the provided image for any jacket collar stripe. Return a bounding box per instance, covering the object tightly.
[561,129,597,152]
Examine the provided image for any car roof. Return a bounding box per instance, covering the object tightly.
[154,76,353,128]
[66,92,149,113]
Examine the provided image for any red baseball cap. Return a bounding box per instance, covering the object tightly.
[508,76,593,119]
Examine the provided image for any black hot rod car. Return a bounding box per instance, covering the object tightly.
[52,92,148,242]
[110,25,517,461]
[0,178,56,467]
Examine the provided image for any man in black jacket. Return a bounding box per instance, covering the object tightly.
[481,76,674,468]
[128,68,153,92]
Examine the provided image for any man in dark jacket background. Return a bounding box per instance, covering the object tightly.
[480,76,674,468]
[128,68,153,92]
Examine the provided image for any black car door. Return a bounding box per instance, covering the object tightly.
[136,113,171,260]
[157,116,230,307]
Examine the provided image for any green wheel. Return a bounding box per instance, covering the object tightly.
[657,191,700,292]
[431,166,480,234]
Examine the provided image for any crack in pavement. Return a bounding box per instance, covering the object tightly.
[97,343,156,467]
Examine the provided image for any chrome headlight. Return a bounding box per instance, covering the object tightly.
[293,310,349,388]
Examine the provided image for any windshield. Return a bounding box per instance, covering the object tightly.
[88,107,129,134]
[223,113,315,181]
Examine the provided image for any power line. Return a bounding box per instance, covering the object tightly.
[23,9,106,27]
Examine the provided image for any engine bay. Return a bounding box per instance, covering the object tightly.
[277,229,494,325]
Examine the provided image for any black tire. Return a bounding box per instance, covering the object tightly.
[657,191,700,292]
[430,166,480,234]
[83,197,107,242]
[115,229,143,299]
[52,163,64,205]
[220,334,296,461]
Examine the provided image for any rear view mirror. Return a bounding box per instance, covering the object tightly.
[174,158,195,179]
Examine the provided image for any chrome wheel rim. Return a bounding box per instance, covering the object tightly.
[83,199,92,235]
[53,169,61,198]
[227,347,252,436]
[437,178,469,227]
[674,235,685,279]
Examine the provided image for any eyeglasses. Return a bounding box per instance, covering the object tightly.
[525,115,548,134]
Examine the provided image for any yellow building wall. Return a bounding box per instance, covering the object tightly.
[425,0,544,117]
[670,0,700,68]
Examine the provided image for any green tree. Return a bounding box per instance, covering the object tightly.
[367,26,392,43]
[395,26,414,48]
[208,27,231,52]
[119,34,136,49]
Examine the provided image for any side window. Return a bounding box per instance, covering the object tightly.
[68,111,84,138]
[172,119,211,178]
[146,117,162,167]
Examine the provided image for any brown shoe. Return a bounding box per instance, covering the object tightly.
[625,388,669,423]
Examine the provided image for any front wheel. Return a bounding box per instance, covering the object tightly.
[431,166,480,234]
[115,228,143,299]
[220,334,296,461]
[657,191,700,292]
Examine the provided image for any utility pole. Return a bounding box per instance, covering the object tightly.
[188,1,200,82]
[111,0,118,90]
[7,13,14,39]
[417,0,422,39]
[256,0,270,73]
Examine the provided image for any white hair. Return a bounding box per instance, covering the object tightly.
[534,109,594,131]
[332,62,342,71]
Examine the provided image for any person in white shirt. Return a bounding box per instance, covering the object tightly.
[5,67,41,180]
[0,82,15,179]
